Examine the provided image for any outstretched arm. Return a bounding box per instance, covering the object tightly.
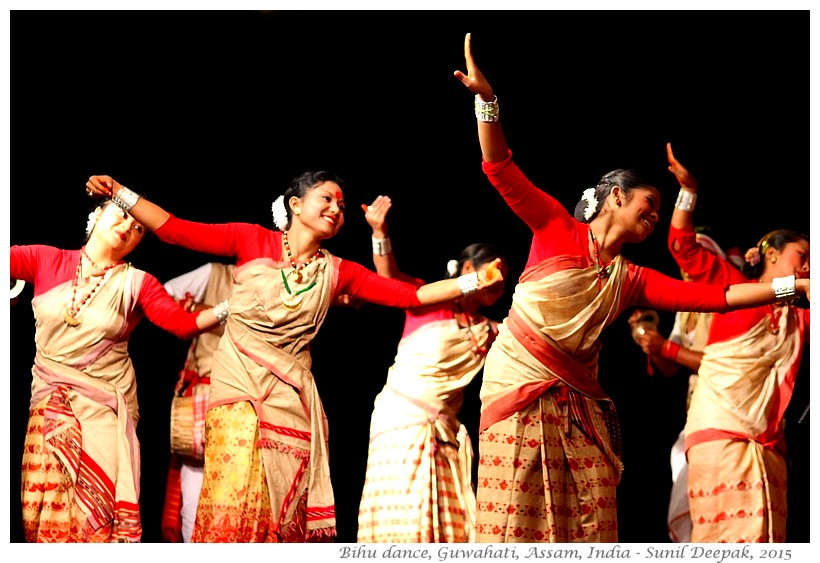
[453,33,509,163]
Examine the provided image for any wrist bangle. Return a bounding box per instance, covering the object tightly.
[371,236,392,256]
[213,300,230,324]
[772,274,796,301]
[112,186,141,213]
[674,189,697,212]
[457,272,479,295]
[659,339,681,361]
[474,94,499,123]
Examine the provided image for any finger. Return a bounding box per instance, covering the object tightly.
[361,203,370,213]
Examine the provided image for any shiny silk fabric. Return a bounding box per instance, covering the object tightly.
[22,264,144,542]
[357,310,492,542]
[476,256,629,542]
[192,253,339,542]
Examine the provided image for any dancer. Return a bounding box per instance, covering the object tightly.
[356,195,508,542]
[10,198,226,542]
[628,231,741,543]
[665,143,810,543]
[160,261,235,543]
[452,32,810,542]
[84,170,504,542]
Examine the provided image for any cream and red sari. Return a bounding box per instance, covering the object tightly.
[192,254,339,542]
[22,264,144,542]
[685,306,807,543]
[357,308,493,543]
[476,256,628,543]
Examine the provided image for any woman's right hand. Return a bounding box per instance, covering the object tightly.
[86,175,121,198]
[361,195,391,238]
[666,143,698,191]
[453,32,494,101]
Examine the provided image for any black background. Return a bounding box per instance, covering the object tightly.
[8,10,810,543]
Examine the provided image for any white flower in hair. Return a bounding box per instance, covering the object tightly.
[447,259,459,277]
[86,210,98,236]
[582,188,598,221]
[271,195,288,231]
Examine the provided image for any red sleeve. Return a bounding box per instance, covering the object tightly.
[668,224,748,285]
[335,259,423,309]
[10,245,77,297]
[625,263,729,313]
[154,215,282,266]
[482,150,589,267]
[137,272,203,340]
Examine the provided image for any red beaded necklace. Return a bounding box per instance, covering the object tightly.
[283,230,322,283]
[63,247,123,327]
[454,304,488,356]
[588,226,614,290]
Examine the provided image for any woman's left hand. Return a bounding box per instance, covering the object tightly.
[666,143,698,191]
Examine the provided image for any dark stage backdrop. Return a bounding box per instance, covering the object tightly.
[8,10,810,543]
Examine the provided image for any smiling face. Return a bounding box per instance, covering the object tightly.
[291,181,346,239]
[617,186,661,243]
[89,203,145,256]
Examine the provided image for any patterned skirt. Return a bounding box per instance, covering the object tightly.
[357,423,474,542]
[688,439,788,542]
[192,401,333,543]
[475,392,618,542]
[21,400,116,542]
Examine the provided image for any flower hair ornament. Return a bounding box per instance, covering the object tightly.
[581,188,598,221]
[447,259,459,277]
[271,195,288,231]
[744,246,761,266]
[86,209,99,236]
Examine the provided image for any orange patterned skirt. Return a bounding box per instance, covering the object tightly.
[21,402,116,543]
[476,394,618,542]
[192,401,333,543]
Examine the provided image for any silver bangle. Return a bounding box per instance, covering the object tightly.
[112,186,141,212]
[457,272,479,295]
[371,236,392,256]
[674,189,697,212]
[213,299,230,324]
[474,94,499,123]
[772,275,796,301]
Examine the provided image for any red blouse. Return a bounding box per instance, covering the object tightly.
[10,244,202,340]
[668,224,810,344]
[154,216,424,309]
[481,150,729,314]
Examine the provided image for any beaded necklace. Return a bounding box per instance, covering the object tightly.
[588,226,614,290]
[454,304,488,356]
[64,247,122,327]
[283,230,322,284]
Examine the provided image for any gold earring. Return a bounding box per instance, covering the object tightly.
[771,256,777,263]
[295,209,301,215]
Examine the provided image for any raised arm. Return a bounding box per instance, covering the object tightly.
[666,143,698,233]
[453,32,509,163]
[361,195,415,283]
[87,175,170,231]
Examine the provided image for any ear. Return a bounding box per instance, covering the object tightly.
[461,260,476,275]
[610,186,622,206]
[288,195,301,215]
